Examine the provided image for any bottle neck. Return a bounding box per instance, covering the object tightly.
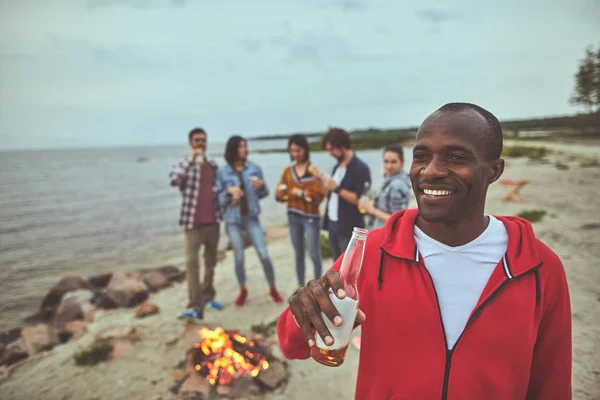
[339,233,366,301]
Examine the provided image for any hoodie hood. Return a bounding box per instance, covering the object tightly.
[380,208,543,277]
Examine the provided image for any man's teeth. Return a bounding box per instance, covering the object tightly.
[423,189,452,196]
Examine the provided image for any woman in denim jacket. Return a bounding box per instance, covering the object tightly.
[216,136,284,307]
[358,144,412,230]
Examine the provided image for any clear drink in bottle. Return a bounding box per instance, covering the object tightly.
[358,182,371,214]
[311,227,368,367]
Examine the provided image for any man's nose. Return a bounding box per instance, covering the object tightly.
[420,157,448,179]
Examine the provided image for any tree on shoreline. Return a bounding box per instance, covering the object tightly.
[570,45,600,113]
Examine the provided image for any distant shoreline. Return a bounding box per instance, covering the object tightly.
[251,111,599,142]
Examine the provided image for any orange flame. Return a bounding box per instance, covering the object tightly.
[193,327,270,386]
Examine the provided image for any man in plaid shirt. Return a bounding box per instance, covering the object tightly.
[169,127,222,319]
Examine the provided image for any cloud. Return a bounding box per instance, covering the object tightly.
[86,0,187,10]
[303,0,367,12]
[416,8,455,24]
[416,8,456,34]
[266,23,356,69]
[30,35,169,71]
[238,38,261,54]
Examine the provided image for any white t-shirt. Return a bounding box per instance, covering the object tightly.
[327,166,347,222]
[414,216,508,349]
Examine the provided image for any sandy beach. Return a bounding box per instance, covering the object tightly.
[1,141,599,400]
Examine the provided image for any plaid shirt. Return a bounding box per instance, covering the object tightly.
[169,157,220,229]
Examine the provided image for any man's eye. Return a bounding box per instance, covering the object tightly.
[413,153,427,161]
[450,155,466,161]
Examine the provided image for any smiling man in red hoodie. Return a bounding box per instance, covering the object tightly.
[276,103,572,400]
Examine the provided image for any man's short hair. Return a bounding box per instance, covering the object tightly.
[437,103,503,160]
[320,127,352,150]
[188,127,206,141]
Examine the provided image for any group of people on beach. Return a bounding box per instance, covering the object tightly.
[170,102,572,399]
[169,126,412,319]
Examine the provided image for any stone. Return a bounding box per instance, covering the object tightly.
[65,320,88,340]
[216,384,233,396]
[39,276,92,318]
[97,273,149,308]
[170,368,187,382]
[96,325,139,343]
[165,336,179,347]
[143,271,170,292]
[111,270,143,282]
[54,302,84,331]
[0,328,22,346]
[179,373,211,397]
[231,377,261,397]
[84,309,96,322]
[255,360,287,389]
[155,265,185,283]
[21,324,59,354]
[62,289,95,310]
[109,341,134,361]
[135,302,160,318]
[88,273,112,289]
[1,339,29,366]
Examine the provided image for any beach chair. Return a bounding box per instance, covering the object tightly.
[500,178,530,202]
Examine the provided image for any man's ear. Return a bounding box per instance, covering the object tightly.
[489,159,505,184]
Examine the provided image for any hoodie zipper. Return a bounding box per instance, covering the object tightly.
[379,250,542,399]
[437,262,543,400]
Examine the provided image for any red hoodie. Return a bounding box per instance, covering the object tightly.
[277,209,572,400]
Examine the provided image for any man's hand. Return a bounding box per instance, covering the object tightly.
[288,270,366,347]
[227,186,244,200]
[321,177,337,192]
[191,148,205,161]
[250,177,265,190]
[358,199,375,215]
[275,185,287,202]
[290,187,303,198]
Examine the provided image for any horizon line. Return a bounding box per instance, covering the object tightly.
[0,110,590,152]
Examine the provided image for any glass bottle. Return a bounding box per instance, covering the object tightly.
[311,227,368,367]
[358,182,371,214]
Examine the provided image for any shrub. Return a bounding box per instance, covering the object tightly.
[74,340,114,366]
[517,209,547,223]
[580,158,600,168]
[320,233,332,259]
[502,145,550,160]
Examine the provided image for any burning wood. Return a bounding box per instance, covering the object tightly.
[173,326,289,399]
[192,327,270,386]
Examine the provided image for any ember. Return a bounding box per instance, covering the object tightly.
[192,327,270,387]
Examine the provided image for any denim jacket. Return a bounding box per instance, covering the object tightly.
[216,161,269,223]
[368,170,411,230]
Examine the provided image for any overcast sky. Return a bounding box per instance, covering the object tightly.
[1,0,598,150]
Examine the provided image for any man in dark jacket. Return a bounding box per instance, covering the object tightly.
[319,127,371,260]
[277,103,572,400]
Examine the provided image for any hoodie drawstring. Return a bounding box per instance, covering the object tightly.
[534,269,541,305]
[377,251,385,290]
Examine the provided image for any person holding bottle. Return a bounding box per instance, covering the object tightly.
[350,144,412,349]
[275,134,326,288]
[276,103,571,400]
[169,127,223,320]
[216,136,284,307]
[319,127,371,261]
[358,144,412,232]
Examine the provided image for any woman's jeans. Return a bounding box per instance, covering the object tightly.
[287,213,323,286]
[226,216,275,286]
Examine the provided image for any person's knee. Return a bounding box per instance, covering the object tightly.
[257,247,270,261]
